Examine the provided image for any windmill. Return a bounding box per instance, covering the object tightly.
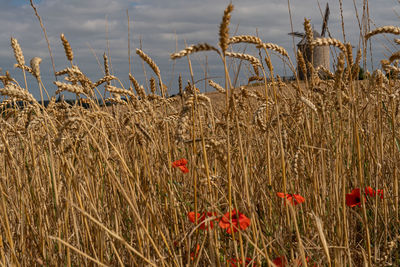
[289,3,330,80]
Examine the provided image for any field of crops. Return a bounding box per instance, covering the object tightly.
[0,2,399,266]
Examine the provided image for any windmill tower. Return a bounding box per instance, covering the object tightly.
[289,3,330,80]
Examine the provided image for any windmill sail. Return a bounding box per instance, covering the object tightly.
[288,31,306,38]
[321,3,330,37]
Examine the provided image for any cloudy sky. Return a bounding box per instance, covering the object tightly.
[0,0,399,100]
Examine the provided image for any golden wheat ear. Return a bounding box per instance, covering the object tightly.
[218,3,234,55]
[60,33,74,63]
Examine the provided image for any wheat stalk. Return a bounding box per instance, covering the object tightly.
[170,43,219,59]
[105,85,136,99]
[365,26,400,40]
[225,52,261,66]
[228,35,263,45]
[129,73,140,92]
[256,43,289,57]
[219,4,234,55]
[54,81,84,95]
[30,57,42,83]
[94,75,117,88]
[105,98,127,105]
[0,83,37,104]
[304,18,314,44]
[136,49,160,78]
[389,51,400,63]
[311,37,347,53]
[208,80,226,93]
[11,37,25,67]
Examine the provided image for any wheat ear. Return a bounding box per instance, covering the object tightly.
[365,26,400,40]
[208,80,226,93]
[30,57,42,83]
[256,43,289,58]
[170,43,219,59]
[54,81,84,95]
[228,35,263,45]
[304,18,314,44]
[60,33,74,63]
[105,85,136,99]
[136,49,160,78]
[225,52,261,66]
[11,37,25,66]
[0,83,37,104]
[219,4,234,55]
[311,38,347,53]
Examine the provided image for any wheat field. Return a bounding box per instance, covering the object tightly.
[0,2,399,267]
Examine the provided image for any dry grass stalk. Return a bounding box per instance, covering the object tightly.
[170,43,219,59]
[256,43,289,58]
[311,37,347,53]
[136,49,160,78]
[60,33,74,62]
[225,52,261,66]
[208,80,226,93]
[219,3,234,54]
[312,213,331,266]
[365,25,400,40]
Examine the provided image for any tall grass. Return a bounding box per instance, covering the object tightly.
[0,3,399,266]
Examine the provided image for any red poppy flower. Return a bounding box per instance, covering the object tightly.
[272,256,286,267]
[276,192,305,206]
[188,211,217,230]
[365,186,384,199]
[346,188,361,207]
[228,257,256,267]
[172,158,189,173]
[346,186,384,207]
[219,209,251,234]
[190,244,200,261]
